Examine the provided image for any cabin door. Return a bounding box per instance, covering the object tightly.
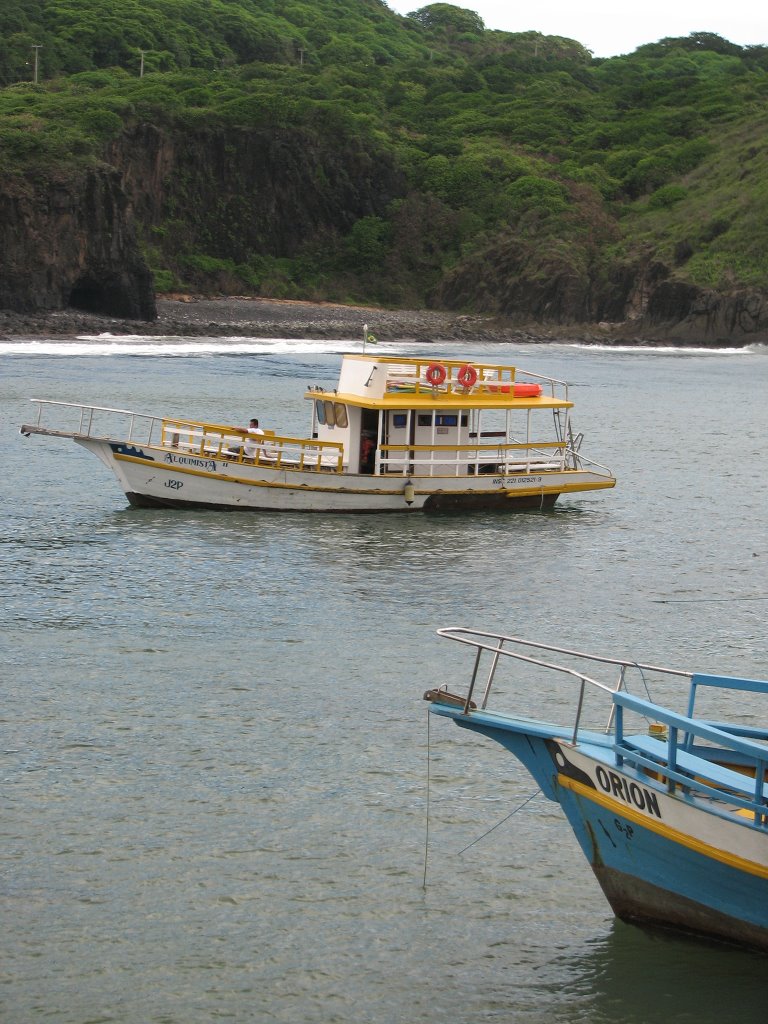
[360,409,379,474]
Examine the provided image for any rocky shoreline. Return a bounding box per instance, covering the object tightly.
[0,295,645,346]
[1,294,761,347]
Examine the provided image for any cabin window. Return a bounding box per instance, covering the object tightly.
[417,413,467,427]
[316,401,349,429]
[392,414,407,428]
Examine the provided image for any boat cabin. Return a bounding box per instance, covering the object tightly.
[306,354,574,477]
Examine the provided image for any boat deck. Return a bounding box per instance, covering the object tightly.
[425,628,768,831]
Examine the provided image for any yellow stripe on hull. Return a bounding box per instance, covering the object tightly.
[115,450,609,499]
[559,774,768,880]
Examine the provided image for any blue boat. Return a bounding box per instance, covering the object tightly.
[424,628,768,952]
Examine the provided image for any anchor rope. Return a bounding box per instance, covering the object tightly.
[422,707,431,890]
[454,789,541,857]
[423,705,542,881]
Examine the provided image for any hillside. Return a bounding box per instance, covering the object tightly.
[1,1,768,342]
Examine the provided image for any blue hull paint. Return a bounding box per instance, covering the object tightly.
[557,783,768,941]
[425,629,768,951]
[436,705,768,951]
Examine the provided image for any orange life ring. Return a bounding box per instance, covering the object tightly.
[425,362,447,386]
[513,382,543,397]
[457,364,478,388]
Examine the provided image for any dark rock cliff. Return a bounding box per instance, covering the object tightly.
[0,167,156,320]
[1,121,766,345]
[639,281,768,343]
[431,236,768,345]
[0,122,402,322]
[107,122,405,279]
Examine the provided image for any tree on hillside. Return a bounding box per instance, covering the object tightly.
[406,4,485,35]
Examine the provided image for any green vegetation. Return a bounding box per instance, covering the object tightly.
[2,1,768,307]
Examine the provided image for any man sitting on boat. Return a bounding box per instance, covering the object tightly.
[243,418,276,463]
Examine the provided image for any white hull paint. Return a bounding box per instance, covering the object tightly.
[79,438,611,513]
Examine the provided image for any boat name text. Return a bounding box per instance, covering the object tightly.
[595,765,661,819]
[164,453,217,472]
[492,475,543,485]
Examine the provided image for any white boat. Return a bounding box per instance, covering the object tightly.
[19,353,615,513]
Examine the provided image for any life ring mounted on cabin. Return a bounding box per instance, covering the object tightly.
[425,362,447,386]
[457,364,479,389]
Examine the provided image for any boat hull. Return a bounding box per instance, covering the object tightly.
[555,748,768,951]
[593,862,768,950]
[439,707,768,952]
[79,438,607,514]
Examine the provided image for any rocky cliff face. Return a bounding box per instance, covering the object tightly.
[432,236,768,345]
[1,122,766,345]
[107,122,405,270]
[638,280,768,343]
[0,167,156,320]
[0,120,402,322]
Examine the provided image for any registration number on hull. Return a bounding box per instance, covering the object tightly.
[493,476,544,486]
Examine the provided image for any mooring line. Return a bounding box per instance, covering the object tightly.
[455,789,541,856]
[653,596,768,604]
[423,707,431,890]
[423,704,543,883]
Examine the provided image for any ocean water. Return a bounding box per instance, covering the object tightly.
[2,335,767,1023]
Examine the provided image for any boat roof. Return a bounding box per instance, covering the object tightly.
[305,354,574,410]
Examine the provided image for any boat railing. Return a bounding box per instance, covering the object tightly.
[161,418,344,472]
[614,691,768,828]
[22,400,166,446]
[506,436,613,478]
[435,627,691,740]
[562,446,614,476]
[382,360,568,401]
[20,401,345,473]
[378,440,568,476]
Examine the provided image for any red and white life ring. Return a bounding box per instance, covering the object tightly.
[425,362,447,386]
[457,364,478,389]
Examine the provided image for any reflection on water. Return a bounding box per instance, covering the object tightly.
[558,923,768,1024]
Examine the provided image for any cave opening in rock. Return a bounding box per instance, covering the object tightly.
[67,268,156,322]
[69,276,112,315]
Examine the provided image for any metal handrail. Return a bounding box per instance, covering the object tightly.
[24,400,346,473]
[436,626,692,738]
[378,441,568,477]
[614,692,768,826]
[27,399,164,445]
